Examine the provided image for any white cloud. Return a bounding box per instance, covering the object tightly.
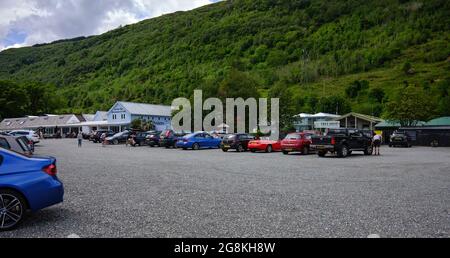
[0,0,218,51]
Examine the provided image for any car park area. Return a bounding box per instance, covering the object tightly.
[0,138,448,237]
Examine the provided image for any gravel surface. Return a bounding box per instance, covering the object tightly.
[1,139,449,238]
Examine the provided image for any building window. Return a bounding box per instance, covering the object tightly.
[113,114,117,120]
[121,114,126,119]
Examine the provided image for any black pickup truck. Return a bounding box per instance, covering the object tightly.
[311,128,373,158]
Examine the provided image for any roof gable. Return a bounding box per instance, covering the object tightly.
[335,112,383,123]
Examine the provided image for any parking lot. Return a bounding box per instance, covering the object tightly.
[1,139,449,238]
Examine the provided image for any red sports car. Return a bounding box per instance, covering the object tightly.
[281,132,314,155]
[248,138,282,153]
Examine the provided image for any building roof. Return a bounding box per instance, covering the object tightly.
[335,112,384,123]
[94,111,108,121]
[295,112,341,118]
[425,117,450,126]
[113,101,172,117]
[0,115,80,130]
[82,114,95,121]
[375,120,426,128]
[401,126,450,130]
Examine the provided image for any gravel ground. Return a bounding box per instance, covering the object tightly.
[1,139,449,238]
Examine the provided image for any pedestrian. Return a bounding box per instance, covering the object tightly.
[372,132,382,156]
[77,132,83,147]
[101,132,107,147]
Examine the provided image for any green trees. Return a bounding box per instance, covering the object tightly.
[345,80,369,99]
[385,86,437,126]
[318,95,352,115]
[0,80,62,119]
[0,81,28,120]
[0,0,448,118]
[131,118,155,131]
[218,70,260,99]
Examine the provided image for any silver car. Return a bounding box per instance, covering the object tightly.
[0,135,33,155]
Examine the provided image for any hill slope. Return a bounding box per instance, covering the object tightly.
[0,0,449,120]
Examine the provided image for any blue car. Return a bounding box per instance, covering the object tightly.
[176,132,222,150]
[0,148,64,230]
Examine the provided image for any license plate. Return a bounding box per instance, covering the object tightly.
[316,145,325,149]
[223,145,230,148]
[285,148,293,151]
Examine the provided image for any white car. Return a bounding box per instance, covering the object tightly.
[9,130,40,144]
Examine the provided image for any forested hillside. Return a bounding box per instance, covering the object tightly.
[0,0,449,128]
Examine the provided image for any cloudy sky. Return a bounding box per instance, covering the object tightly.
[0,0,220,51]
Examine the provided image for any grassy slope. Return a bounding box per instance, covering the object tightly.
[0,0,449,116]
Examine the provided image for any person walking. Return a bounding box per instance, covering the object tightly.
[372,132,382,156]
[101,132,107,147]
[77,132,83,147]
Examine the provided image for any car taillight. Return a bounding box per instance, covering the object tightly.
[331,137,336,145]
[43,164,57,176]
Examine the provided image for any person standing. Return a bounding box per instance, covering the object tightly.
[77,132,83,147]
[372,132,382,156]
[101,132,107,147]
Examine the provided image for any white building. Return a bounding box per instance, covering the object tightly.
[293,112,341,132]
[105,101,172,132]
[0,101,173,136]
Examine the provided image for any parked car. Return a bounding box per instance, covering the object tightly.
[159,130,188,148]
[9,130,39,144]
[91,130,114,143]
[0,148,64,230]
[106,131,130,145]
[133,131,158,146]
[248,138,282,153]
[176,132,222,150]
[0,136,33,155]
[145,131,162,147]
[220,133,255,152]
[281,132,314,155]
[311,128,373,158]
[389,131,412,147]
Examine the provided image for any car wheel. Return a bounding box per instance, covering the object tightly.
[237,145,244,152]
[192,143,200,150]
[282,150,289,155]
[266,145,273,153]
[222,148,228,152]
[250,149,256,153]
[388,144,392,147]
[431,140,439,147]
[337,145,349,158]
[318,151,326,157]
[302,146,309,155]
[0,189,26,231]
[113,139,119,145]
[364,145,373,155]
